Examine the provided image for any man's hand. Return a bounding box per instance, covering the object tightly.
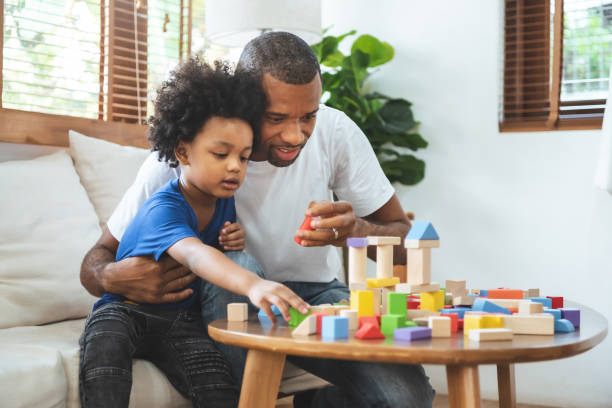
[218,221,246,251]
[103,255,197,304]
[295,200,360,247]
[247,278,310,324]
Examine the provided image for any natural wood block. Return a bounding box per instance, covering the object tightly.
[406,248,431,285]
[292,315,317,337]
[469,328,513,342]
[404,239,440,248]
[348,245,367,286]
[349,282,367,291]
[340,309,358,330]
[527,288,540,297]
[367,236,401,246]
[445,280,467,293]
[518,301,544,315]
[376,244,394,279]
[413,317,430,327]
[393,264,407,283]
[429,316,451,338]
[406,309,441,320]
[227,303,248,321]
[504,314,554,335]
[453,294,475,306]
[396,282,440,294]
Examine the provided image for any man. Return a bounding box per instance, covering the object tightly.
[81,32,434,408]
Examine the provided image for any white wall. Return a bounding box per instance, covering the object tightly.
[322,1,612,407]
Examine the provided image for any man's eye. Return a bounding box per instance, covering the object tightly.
[268,117,283,124]
[303,113,316,121]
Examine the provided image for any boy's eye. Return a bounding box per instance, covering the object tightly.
[213,153,227,158]
[240,156,249,162]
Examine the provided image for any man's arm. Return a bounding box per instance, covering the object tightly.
[296,194,411,264]
[80,226,197,303]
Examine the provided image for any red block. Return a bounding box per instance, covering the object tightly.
[375,314,381,325]
[407,300,420,309]
[294,216,314,245]
[314,313,328,334]
[445,313,459,333]
[355,322,385,339]
[458,318,464,330]
[444,305,453,309]
[546,296,564,309]
[487,289,523,299]
[358,315,379,329]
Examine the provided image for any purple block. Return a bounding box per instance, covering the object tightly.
[347,237,369,248]
[394,327,432,341]
[561,308,580,327]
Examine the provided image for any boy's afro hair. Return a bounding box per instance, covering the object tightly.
[148,58,266,167]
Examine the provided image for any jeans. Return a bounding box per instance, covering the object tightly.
[79,301,238,408]
[201,251,435,408]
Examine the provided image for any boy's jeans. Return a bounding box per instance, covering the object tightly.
[79,301,238,408]
[201,251,435,408]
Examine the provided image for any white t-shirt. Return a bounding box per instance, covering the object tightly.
[107,105,394,282]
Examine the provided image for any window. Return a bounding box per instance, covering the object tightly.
[500,0,612,131]
[1,0,206,124]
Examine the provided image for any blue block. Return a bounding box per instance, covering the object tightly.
[322,316,349,339]
[526,297,552,309]
[405,221,439,240]
[543,309,562,320]
[257,305,285,324]
[394,327,432,341]
[472,298,511,315]
[479,289,488,297]
[554,319,575,333]
[441,308,470,319]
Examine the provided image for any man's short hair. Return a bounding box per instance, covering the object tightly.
[148,58,266,167]
[236,31,321,85]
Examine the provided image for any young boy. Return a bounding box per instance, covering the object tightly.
[79,58,309,408]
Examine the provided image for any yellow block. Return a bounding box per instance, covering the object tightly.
[350,290,374,317]
[463,315,484,337]
[420,290,445,312]
[481,315,504,328]
[366,277,400,288]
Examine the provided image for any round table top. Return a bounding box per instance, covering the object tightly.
[208,301,608,365]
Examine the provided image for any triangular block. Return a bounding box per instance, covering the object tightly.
[405,221,439,240]
[355,322,385,339]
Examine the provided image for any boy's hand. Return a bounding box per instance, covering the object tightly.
[247,279,309,324]
[218,221,246,251]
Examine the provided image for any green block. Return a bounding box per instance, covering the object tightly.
[381,314,405,336]
[387,292,407,315]
[404,320,417,327]
[288,307,311,327]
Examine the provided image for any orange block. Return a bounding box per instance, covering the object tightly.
[487,289,523,299]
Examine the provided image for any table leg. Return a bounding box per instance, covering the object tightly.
[497,363,516,408]
[239,349,286,408]
[446,364,482,408]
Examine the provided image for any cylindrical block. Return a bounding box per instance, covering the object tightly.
[376,245,393,279]
[348,246,367,284]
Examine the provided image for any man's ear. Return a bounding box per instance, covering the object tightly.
[175,141,190,166]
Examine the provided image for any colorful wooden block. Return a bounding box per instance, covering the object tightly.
[288,307,311,327]
[314,313,328,334]
[487,289,523,299]
[560,308,580,327]
[340,309,358,330]
[518,301,544,315]
[445,313,459,333]
[294,216,314,245]
[388,292,408,316]
[396,282,440,294]
[292,315,317,337]
[358,315,380,329]
[420,290,445,312]
[441,308,470,319]
[366,277,400,288]
[463,315,484,337]
[503,314,554,335]
[257,305,284,323]
[481,315,505,329]
[227,303,248,321]
[472,298,511,315]
[404,320,418,327]
[469,328,513,342]
[381,314,406,336]
[526,297,552,309]
[350,290,374,317]
[406,309,441,320]
[406,299,420,309]
[321,316,349,339]
[546,296,564,309]
[405,221,439,240]
[542,308,562,320]
[471,289,488,297]
[394,326,432,341]
[554,318,575,333]
[428,316,451,337]
[355,322,385,339]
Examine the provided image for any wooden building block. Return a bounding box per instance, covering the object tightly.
[227,303,248,321]
[543,308,562,320]
[441,308,470,319]
[396,282,440,294]
[481,315,505,329]
[358,315,379,329]
[394,327,432,341]
[367,236,401,246]
[546,296,564,309]
[428,316,451,338]
[294,216,314,245]
[350,290,374,317]
[445,312,459,333]
[313,313,328,334]
[406,309,441,320]
[488,289,523,299]
[348,244,368,285]
[463,315,484,337]
[380,287,393,314]
[469,328,513,342]
[366,277,400,288]
[405,221,439,240]
[406,299,420,309]
[387,292,408,316]
[288,307,311,327]
[406,248,431,285]
[340,309,358,330]
[526,297,552,309]
[355,322,385,339]
[413,317,430,326]
[554,318,575,333]
[453,295,475,306]
[375,244,394,279]
[488,299,530,310]
[420,290,445,312]
[321,316,349,339]
[349,282,367,291]
[560,308,580,327]
[292,315,317,337]
[381,314,406,336]
[472,298,511,315]
[445,280,467,294]
[404,239,440,248]
[393,264,407,283]
[518,301,544,315]
[503,314,554,335]
[527,288,540,297]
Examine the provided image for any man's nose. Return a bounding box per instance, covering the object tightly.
[281,120,306,146]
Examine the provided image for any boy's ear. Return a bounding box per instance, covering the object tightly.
[175,141,190,165]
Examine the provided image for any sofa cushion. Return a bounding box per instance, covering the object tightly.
[69,130,149,226]
[0,150,101,328]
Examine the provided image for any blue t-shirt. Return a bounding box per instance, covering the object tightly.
[94,178,236,310]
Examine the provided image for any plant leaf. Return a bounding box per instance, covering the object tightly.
[351,34,394,67]
[380,155,425,185]
[378,99,415,133]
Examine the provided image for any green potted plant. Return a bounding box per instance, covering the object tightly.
[312,31,427,186]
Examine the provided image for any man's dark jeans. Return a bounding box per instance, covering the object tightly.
[79,301,238,408]
[201,251,435,408]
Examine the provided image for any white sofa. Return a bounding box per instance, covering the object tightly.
[0,131,326,407]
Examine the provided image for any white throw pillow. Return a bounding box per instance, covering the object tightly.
[69,130,149,225]
[0,150,101,328]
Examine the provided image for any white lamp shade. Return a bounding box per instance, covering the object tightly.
[205,0,322,47]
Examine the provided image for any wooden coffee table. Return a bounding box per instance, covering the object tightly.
[208,302,607,408]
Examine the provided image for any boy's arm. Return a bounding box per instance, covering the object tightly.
[80,226,197,303]
[167,237,309,321]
